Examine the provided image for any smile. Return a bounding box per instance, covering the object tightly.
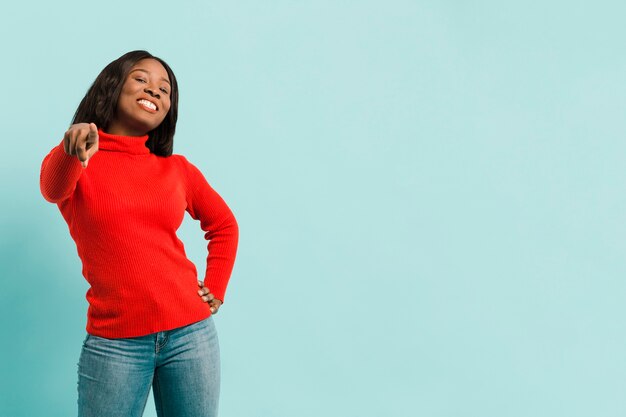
[137,99,158,112]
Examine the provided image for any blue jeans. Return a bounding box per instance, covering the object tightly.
[77,316,220,417]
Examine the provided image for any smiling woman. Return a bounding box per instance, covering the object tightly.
[39,50,239,417]
[71,51,179,157]
[109,59,172,136]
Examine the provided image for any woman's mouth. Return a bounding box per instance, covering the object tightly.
[137,99,158,112]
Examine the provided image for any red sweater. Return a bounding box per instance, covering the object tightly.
[40,130,239,338]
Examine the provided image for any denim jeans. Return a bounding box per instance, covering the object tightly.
[77,316,220,417]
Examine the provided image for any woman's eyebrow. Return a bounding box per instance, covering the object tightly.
[129,68,171,85]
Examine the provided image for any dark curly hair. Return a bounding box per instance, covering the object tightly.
[71,50,179,156]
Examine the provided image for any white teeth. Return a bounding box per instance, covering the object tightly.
[138,99,157,110]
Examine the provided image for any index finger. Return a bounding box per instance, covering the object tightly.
[76,140,89,163]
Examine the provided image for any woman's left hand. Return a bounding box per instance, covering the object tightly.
[197,281,222,314]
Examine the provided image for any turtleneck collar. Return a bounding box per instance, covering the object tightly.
[97,129,150,155]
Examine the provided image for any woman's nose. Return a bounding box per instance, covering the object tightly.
[144,87,160,98]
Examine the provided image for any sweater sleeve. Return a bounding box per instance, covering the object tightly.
[40,141,84,203]
[180,156,239,303]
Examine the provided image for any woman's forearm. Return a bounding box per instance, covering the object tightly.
[40,141,84,203]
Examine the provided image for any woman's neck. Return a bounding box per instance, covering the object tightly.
[106,120,150,137]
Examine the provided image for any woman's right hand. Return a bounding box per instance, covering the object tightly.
[63,123,99,168]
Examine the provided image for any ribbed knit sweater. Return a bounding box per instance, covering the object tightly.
[40,130,239,338]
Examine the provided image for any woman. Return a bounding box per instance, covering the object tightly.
[39,50,239,417]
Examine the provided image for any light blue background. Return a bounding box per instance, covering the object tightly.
[1,1,625,416]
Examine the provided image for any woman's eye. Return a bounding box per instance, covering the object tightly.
[160,88,169,94]
[135,78,147,83]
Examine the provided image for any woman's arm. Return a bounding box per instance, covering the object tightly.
[181,156,239,305]
[40,123,99,203]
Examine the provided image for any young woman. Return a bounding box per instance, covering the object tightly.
[40,50,239,417]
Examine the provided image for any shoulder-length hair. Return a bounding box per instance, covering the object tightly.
[71,50,179,156]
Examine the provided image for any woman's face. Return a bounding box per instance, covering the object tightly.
[109,58,172,136]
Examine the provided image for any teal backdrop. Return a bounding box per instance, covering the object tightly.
[1,1,625,416]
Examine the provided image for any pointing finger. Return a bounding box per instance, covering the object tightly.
[71,129,83,156]
[76,142,89,164]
